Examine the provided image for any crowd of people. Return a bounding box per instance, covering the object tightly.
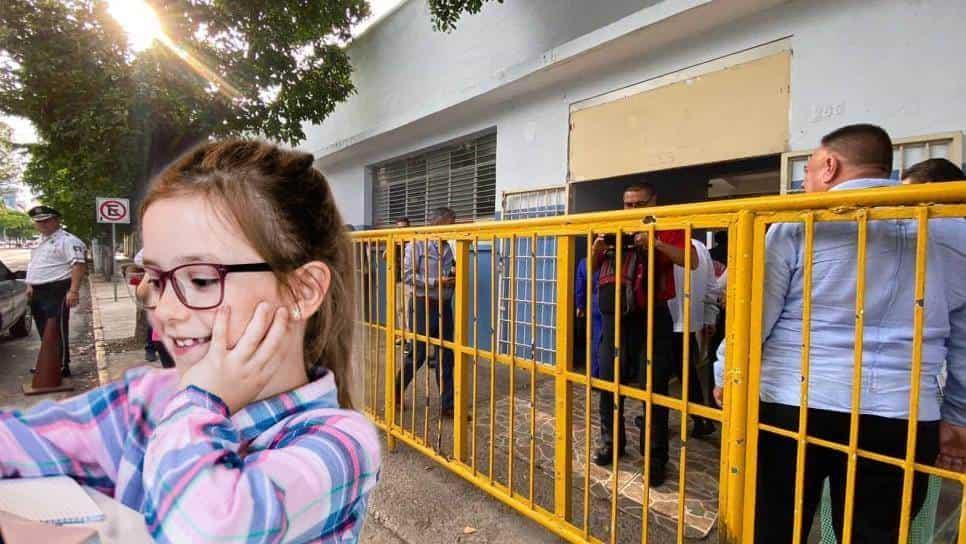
[572,124,966,542]
[385,123,966,541]
[2,120,963,542]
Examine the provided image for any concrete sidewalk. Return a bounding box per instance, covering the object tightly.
[86,274,552,543]
[89,274,159,383]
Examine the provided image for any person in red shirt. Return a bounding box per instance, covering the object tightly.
[590,184,704,486]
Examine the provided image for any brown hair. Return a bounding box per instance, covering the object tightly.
[902,158,965,184]
[140,139,356,408]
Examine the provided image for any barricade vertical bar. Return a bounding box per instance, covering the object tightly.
[610,228,624,544]
[460,240,476,464]
[355,242,364,413]
[366,241,374,416]
[385,238,397,451]
[375,240,383,421]
[898,207,930,543]
[715,222,735,543]
[642,222,656,544]
[583,231,594,538]
[676,224,694,544]
[454,239,472,464]
[509,234,518,494]
[370,241,378,416]
[601,228,624,544]
[359,240,368,415]
[554,235,574,521]
[489,237,498,483]
[360,241,368,415]
[958,486,966,544]
[401,238,411,431]
[791,213,816,544]
[423,236,431,444]
[436,237,445,452]
[841,211,868,544]
[472,235,481,474]
[529,233,538,508]
[736,212,763,542]
[410,237,418,435]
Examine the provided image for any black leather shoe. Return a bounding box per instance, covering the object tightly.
[692,419,716,438]
[61,365,72,378]
[593,447,625,466]
[145,350,158,362]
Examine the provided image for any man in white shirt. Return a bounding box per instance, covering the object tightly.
[25,205,87,377]
[636,239,718,444]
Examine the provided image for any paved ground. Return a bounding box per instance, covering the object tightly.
[4,247,959,544]
[359,331,710,543]
[0,249,99,411]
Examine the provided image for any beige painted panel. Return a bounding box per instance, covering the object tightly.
[569,52,791,181]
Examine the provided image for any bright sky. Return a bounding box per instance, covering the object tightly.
[354,0,406,36]
[1,0,406,146]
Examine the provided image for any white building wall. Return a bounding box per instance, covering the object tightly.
[310,0,966,225]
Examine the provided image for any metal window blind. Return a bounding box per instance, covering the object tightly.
[372,132,497,226]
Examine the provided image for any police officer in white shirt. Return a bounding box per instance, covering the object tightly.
[25,205,87,377]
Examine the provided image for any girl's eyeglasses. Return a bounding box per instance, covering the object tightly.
[140,263,273,310]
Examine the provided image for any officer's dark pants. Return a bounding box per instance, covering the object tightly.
[30,279,71,374]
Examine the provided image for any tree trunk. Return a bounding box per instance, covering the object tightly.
[134,310,148,347]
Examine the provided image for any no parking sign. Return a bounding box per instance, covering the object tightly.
[96,198,130,224]
[96,197,130,302]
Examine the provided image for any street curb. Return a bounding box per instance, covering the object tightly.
[88,275,111,387]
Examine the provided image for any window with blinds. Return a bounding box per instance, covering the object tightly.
[371,132,497,226]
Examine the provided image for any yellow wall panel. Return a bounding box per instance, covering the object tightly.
[569,52,791,181]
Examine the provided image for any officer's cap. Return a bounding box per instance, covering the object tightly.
[27,205,61,222]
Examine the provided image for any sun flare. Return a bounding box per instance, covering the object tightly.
[107,0,162,52]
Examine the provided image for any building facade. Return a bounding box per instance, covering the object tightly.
[303,0,966,363]
[302,0,966,227]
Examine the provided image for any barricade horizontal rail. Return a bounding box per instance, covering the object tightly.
[352,181,966,543]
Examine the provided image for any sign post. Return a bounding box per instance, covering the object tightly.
[96,198,131,302]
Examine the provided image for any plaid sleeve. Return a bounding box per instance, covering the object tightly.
[143,388,382,543]
[0,369,140,493]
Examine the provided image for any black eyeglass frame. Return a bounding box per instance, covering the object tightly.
[140,262,273,310]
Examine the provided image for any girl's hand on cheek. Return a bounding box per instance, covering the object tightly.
[179,302,290,414]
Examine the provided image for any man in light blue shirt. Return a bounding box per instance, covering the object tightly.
[395,207,457,416]
[714,124,966,542]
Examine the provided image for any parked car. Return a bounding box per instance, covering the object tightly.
[0,259,30,339]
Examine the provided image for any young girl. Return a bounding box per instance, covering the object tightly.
[0,140,381,543]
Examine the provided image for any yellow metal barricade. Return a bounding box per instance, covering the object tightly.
[352,182,966,543]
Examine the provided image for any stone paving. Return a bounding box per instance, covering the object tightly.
[362,329,722,540]
[472,376,720,539]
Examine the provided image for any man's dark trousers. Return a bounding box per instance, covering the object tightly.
[648,330,715,463]
[598,304,674,453]
[395,296,454,410]
[753,401,939,543]
[29,278,72,374]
